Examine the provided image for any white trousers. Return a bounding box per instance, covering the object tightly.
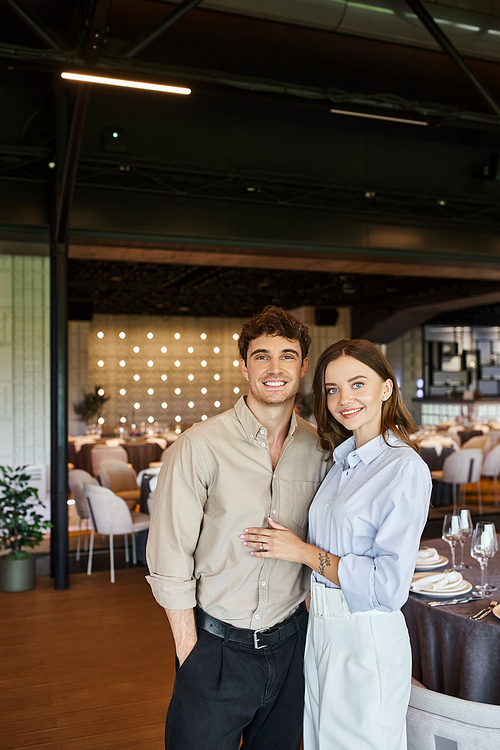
[304,580,411,750]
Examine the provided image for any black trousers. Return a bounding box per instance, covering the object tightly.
[165,620,307,750]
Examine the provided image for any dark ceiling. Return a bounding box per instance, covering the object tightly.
[69,257,500,324]
[4,1,500,336]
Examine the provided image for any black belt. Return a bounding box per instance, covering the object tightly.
[196,602,308,650]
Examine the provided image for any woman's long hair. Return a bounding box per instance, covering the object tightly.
[312,339,417,458]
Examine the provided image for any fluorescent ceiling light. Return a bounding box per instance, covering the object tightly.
[329,108,428,126]
[61,72,191,95]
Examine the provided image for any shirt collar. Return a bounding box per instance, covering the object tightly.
[333,431,402,466]
[234,395,298,442]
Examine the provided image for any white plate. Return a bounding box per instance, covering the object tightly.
[493,604,500,620]
[410,580,472,598]
[415,555,448,571]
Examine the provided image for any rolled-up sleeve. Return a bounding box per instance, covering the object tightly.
[146,433,209,610]
[338,463,430,613]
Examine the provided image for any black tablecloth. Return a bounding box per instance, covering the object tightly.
[419,445,455,472]
[402,535,500,704]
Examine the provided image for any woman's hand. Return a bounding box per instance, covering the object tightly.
[240,517,307,564]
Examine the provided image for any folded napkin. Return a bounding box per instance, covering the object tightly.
[147,437,167,450]
[419,440,443,456]
[106,438,125,447]
[416,547,441,565]
[412,571,464,593]
[72,436,99,452]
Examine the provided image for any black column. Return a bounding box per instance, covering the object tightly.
[49,87,69,589]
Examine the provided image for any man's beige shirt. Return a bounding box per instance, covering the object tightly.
[146,396,329,629]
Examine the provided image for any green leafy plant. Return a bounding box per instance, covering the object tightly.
[73,386,110,425]
[0,465,52,560]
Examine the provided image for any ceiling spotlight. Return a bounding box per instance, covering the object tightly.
[134,402,140,409]
[232,333,239,340]
[133,346,140,353]
[438,199,446,206]
[61,72,191,96]
[97,331,104,339]
[200,333,207,340]
[97,360,104,367]
[175,415,182,422]
[161,374,167,381]
[119,331,126,339]
[119,388,126,395]
[97,389,105,396]
[174,332,181,340]
[161,402,168,409]
[147,360,154,367]
[147,332,154,339]
[148,416,154,423]
[161,346,167,353]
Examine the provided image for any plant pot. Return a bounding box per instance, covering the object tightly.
[0,554,36,593]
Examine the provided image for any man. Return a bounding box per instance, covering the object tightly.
[146,306,329,750]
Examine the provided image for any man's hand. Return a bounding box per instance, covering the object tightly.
[165,608,198,666]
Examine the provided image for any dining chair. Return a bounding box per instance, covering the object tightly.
[431,449,483,513]
[407,684,500,750]
[68,469,99,560]
[84,485,150,583]
[461,435,491,453]
[90,445,129,477]
[481,444,500,507]
[98,460,141,510]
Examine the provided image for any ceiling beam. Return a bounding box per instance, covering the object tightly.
[5,0,63,51]
[55,0,114,243]
[122,0,205,59]
[354,289,500,343]
[405,0,500,116]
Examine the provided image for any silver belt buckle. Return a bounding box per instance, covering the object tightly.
[253,627,270,649]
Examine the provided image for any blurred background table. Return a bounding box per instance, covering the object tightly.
[402,535,500,705]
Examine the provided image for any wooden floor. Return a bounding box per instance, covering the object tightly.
[0,568,175,750]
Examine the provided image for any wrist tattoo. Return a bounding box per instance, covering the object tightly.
[318,552,331,577]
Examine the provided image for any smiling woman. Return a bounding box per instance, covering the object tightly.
[242,338,431,750]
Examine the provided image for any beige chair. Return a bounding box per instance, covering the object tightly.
[481,444,500,506]
[90,445,129,477]
[461,435,491,453]
[98,460,141,510]
[407,684,500,750]
[148,446,170,469]
[84,485,150,583]
[68,469,99,560]
[431,449,483,512]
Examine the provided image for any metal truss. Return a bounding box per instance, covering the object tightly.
[1,145,500,230]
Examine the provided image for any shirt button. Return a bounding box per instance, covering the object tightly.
[261,442,266,447]
[272,509,277,514]
[261,581,266,586]
[255,614,260,620]
[260,429,265,434]
[249,434,254,439]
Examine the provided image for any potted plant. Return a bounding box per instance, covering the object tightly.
[73,386,110,432]
[0,465,51,593]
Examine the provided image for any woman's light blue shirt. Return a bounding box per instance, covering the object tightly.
[308,432,432,614]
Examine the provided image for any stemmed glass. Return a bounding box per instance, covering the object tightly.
[471,522,498,596]
[456,509,473,570]
[442,513,461,570]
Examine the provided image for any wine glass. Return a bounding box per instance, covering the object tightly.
[456,509,473,570]
[471,522,498,595]
[442,513,461,570]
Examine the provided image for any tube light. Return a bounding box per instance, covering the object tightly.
[329,108,428,126]
[61,72,191,96]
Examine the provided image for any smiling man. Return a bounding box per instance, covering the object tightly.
[146,306,329,750]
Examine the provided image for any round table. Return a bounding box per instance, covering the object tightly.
[402,534,500,705]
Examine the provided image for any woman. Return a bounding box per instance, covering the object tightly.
[240,339,431,750]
